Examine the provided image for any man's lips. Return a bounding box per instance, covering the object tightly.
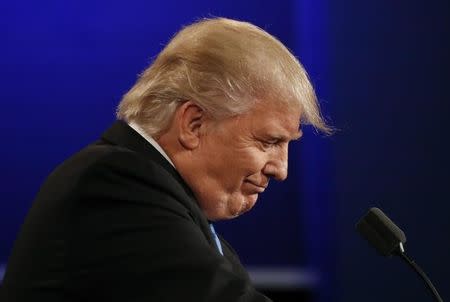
[244,180,268,193]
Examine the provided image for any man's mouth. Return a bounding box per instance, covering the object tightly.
[244,180,267,193]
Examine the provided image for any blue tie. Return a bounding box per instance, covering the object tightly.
[209,224,223,255]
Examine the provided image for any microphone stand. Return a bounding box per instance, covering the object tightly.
[395,243,443,302]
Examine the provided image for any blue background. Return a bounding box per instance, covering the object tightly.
[1,0,449,301]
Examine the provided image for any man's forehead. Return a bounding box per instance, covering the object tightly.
[293,129,303,140]
[236,99,302,137]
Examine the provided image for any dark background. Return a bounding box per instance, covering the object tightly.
[1,0,449,301]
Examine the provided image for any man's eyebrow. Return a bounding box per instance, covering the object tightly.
[273,130,302,142]
[266,129,303,141]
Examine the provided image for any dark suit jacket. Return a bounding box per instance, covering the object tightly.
[1,121,272,302]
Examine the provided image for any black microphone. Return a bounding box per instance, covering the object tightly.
[356,207,443,302]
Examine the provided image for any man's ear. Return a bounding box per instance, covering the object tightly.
[177,101,206,150]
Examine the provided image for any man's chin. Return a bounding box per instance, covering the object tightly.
[247,193,259,209]
[235,194,258,216]
[211,194,259,220]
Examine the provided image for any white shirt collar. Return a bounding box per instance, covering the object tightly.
[128,121,175,168]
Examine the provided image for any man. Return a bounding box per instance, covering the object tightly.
[1,18,330,301]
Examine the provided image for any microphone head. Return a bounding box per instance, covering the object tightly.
[356,207,407,257]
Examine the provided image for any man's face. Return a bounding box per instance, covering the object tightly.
[190,101,302,221]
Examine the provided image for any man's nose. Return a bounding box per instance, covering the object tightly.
[263,146,288,181]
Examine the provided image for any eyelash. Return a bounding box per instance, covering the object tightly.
[262,140,280,148]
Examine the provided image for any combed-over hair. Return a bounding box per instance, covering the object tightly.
[117,17,331,136]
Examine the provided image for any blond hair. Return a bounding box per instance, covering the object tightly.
[117,17,331,136]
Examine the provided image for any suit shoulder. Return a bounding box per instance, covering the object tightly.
[39,142,193,216]
[51,142,170,186]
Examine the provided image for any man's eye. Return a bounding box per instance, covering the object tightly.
[262,140,279,148]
